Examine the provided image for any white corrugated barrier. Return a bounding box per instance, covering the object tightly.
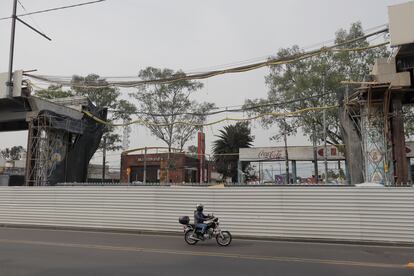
[0,186,413,243]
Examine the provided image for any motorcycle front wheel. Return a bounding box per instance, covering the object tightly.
[216,231,232,246]
[184,229,198,245]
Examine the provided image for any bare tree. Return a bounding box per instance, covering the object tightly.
[131,67,215,152]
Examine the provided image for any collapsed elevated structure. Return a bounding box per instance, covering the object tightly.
[0,74,106,185]
[340,2,414,185]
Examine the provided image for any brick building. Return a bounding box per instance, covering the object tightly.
[121,152,212,183]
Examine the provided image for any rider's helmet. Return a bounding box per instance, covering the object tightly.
[196,203,204,212]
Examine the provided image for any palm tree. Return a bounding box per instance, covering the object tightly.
[212,122,254,182]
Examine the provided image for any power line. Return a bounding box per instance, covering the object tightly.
[83,105,338,128]
[0,0,106,21]
[17,0,46,34]
[184,23,389,74]
[25,34,389,88]
[301,23,388,50]
[28,77,337,118]
[123,91,337,117]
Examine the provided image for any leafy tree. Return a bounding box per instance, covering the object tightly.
[71,74,136,151]
[245,22,389,145]
[131,67,215,151]
[1,146,25,161]
[403,106,414,139]
[34,85,74,99]
[212,122,254,182]
[34,74,136,151]
[270,117,298,183]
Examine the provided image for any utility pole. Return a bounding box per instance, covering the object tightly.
[6,0,100,98]
[166,150,170,183]
[198,130,205,184]
[102,136,107,182]
[284,135,289,184]
[199,146,203,184]
[143,147,147,184]
[313,123,319,184]
[7,0,18,97]
[323,74,328,184]
[258,162,261,184]
[283,125,289,184]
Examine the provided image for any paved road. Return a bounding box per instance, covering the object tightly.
[0,227,413,276]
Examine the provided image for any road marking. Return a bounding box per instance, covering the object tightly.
[406,262,414,268]
[0,238,405,269]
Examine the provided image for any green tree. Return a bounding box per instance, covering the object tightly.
[71,74,136,151]
[35,85,74,99]
[34,74,136,152]
[1,146,25,161]
[270,117,298,183]
[404,106,414,139]
[245,22,389,145]
[212,122,254,182]
[131,67,215,151]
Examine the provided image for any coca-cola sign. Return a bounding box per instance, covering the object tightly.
[258,150,283,160]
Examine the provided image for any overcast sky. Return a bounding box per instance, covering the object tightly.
[0,0,408,167]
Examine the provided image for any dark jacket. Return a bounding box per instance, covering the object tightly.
[194,210,208,224]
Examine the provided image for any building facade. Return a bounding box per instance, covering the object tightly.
[121,152,211,183]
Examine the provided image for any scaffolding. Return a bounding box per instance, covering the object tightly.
[25,113,72,186]
[344,83,409,186]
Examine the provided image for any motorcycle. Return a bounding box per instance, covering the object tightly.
[178,214,232,246]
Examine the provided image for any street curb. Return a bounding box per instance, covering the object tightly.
[1,224,413,248]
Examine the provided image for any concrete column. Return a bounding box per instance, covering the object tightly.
[345,160,351,185]
[360,103,393,185]
[143,147,147,184]
[391,94,408,185]
[291,160,297,184]
[237,160,243,184]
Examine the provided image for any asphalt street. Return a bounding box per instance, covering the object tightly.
[0,227,413,276]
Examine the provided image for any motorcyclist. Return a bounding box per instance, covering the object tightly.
[194,203,209,237]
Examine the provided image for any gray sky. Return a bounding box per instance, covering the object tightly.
[0,0,408,168]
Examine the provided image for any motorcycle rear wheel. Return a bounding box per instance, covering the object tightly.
[216,231,232,246]
[184,229,198,245]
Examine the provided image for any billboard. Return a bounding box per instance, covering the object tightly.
[240,142,414,162]
[239,145,345,161]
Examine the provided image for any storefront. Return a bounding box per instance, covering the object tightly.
[121,151,210,183]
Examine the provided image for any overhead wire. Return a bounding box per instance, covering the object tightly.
[24,27,389,88]
[83,105,338,128]
[25,39,384,118]
[26,41,388,89]
[188,23,389,74]
[17,0,46,35]
[27,42,388,88]
[0,0,106,21]
[112,90,337,117]
[21,24,386,129]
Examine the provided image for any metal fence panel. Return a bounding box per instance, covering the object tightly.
[0,186,413,243]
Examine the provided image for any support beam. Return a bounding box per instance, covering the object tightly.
[360,102,393,185]
[24,119,35,186]
[237,160,242,184]
[291,160,297,184]
[0,111,27,122]
[391,94,408,185]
